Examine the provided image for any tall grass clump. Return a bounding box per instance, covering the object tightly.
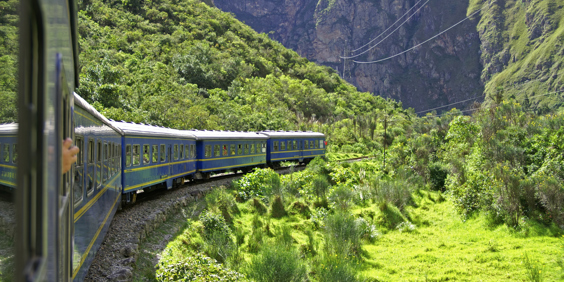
[199,211,236,263]
[245,244,307,282]
[323,211,362,258]
[328,184,355,211]
[205,186,239,224]
[523,252,543,282]
[314,252,359,282]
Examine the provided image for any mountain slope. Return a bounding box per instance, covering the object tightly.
[213,0,564,113]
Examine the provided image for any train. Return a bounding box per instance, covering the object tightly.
[2,0,325,279]
[0,93,326,280]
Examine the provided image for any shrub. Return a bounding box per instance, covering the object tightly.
[270,195,287,218]
[396,221,417,233]
[312,175,330,200]
[288,200,311,217]
[328,185,355,211]
[202,229,236,263]
[251,198,267,214]
[373,179,413,212]
[205,186,240,215]
[314,252,359,282]
[156,253,246,282]
[199,210,231,238]
[375,202,408,230]
[428,162,448,191]
[355,217,380,242]
[537,176,564,226]
[323,211,362,258]
[245,244,307,282]
[235,168,281,201]
[310,207,329,229]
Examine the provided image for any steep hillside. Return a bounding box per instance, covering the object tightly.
[75,0,411,144]
[213,0,484,113]
[474,0,564,112]
[214,0,564,113]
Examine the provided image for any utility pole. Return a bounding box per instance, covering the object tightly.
[383,116,387,170]
[342,40,347,78]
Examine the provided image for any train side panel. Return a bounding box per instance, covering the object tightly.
[72,100,122,281]
[196,139,267,175]
[0,124,18,190]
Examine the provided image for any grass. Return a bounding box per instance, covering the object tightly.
[139,185,563,282]
[0,231,14,282]
[359,198,563,281]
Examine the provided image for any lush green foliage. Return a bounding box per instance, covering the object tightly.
[75,0,406,141]
[155,252,246,281]
[234,168,280,201]
[0,0,19,123]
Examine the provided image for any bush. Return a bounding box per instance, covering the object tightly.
[245,244,307,282]
[355,217,380,242]
[328,185,355,211]
[199,210,231,238]
[314,252,359,282]
[312,175,330,200]
[202,229,236,263]
[251,198,267,214]
[235,168,281,201]
[323,211,362,258]
[270,195,287,218]
[428,162,448,191]
[205,186,240,215]
[156,253,246,282]
[373,179,413,212]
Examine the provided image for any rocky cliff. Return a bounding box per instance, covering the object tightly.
[213,0,484,112]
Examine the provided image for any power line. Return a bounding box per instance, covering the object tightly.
[350,0,426,53]
[416,96,483,114]
[342,0,430,60]
[353,8,482,64]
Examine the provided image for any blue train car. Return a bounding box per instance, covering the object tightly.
[189,130,268,178]
[259,131,326,166]
[111,121,197,204]
[72,94,124,280]
[0,123,17,191]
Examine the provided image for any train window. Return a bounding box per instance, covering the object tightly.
[205,145,211,158]
[214,145,220,157]
[3,144,9,162]
[262,142,266,152]
[294,140,298,150]
[88,140,94,164]
[315,140,319,148]
[310,141,315,149]
[280,141,286,151]
[76,137,83,166]
[230,144,236,155]
[152,145,158,163]
[0,143,2,162]
[238,144,242,155]
[12,144,17,164]
[97,141,102,162]
[273,141,279,151]
[190,144,195,159]
[304,140,309,149]
[320,140,324,148]
[180,144,184,159]
[244,144,249,155]
[250,144,255,154]
[104,143,108,161]
[173,144,178,160]
[133,145,140,166]
[160,144,166,162]
[223,145,228,156]
[143,145,150,164]
[126,145,131,167]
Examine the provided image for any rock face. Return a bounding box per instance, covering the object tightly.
[213,0,484,112]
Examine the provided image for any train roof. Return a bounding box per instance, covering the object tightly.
[74,93,124,135]
[187,130,268,140]
[0,123,18,135]
[110,121,196,139]
[258,130,325,138]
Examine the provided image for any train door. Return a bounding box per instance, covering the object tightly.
[167,144,172,189]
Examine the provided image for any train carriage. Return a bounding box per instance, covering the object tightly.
[0,123,18,191]
[72,94,124,281]
[259,131,326,166]
[111,121,197,204]
[189,130,268,179]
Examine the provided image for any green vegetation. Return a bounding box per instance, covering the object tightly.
[0,0,19,123]
[76,0,406,144]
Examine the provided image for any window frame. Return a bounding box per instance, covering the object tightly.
[205,145,212,158]
[214,145,220,157]
[273,141,279,151]
[160,144,166,162]
[143,144,150,165]
[132,144,141,166]
[230,144,236,155]
[280,141,286,151]
[125,145,132,167]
